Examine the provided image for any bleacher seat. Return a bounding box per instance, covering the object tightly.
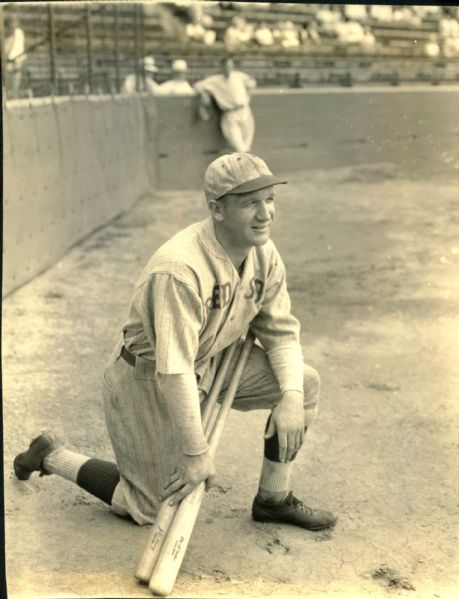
[4,2,459,97]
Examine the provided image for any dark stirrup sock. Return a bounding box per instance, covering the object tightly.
[76,458,120,505]
[264,414,308,462]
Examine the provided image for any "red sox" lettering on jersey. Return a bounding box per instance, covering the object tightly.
[206,277,265,310]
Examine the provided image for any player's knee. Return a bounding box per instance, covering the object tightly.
[303,365,320,426]
[304,403,319,427]
[303,365,320,403]
[111,483,129,517]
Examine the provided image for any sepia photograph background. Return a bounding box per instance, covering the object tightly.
[3,1,459,598]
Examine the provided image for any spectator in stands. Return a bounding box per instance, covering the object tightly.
[442,35,459,58]
[224,16,254,52]
[413,6,441,19]
[343,4,367,21]
[334,17,365,45]
[254,21,274,47]
[186,4,217,46]
[299,25,309,46]
[439,11,459,40]
[279,21,300,49]
[369,5,393,22]
[439,9,459,57]
[303,20,321,45]
[156,59,195,95]
[194,57,256,152]
[360,26,376,54]
[121,56,159,95]
[424,34,440,58]
[392,6,421,25]
[186,20,217,45]
[155,2,190,42]
[316,5,341,32]
[3,14,27,99]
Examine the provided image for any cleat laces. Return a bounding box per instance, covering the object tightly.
[284,491,314,515]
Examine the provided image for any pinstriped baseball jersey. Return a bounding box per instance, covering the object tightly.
[103,215,307,523]
[121,216,303,393]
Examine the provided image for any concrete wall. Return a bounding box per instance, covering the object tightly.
[153,95,223,190]
[252,87,459,180]
[3,95,158,296]
[4,86,458,296]
[155,86,459,189]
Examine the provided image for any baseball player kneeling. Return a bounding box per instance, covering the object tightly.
[14,153,337,532]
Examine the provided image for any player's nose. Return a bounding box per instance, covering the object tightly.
[256,201,272,221]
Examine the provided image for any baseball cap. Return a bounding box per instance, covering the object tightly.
[204,153,287,202]
[172,59,188,72]
[143,56,158,72]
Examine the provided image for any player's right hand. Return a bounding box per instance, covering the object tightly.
[160,452,216,505]
[198,104,211,122]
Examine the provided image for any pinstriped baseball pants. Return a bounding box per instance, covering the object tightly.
[103,342,320,525]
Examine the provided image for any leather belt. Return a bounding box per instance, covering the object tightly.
[121,345,136,367]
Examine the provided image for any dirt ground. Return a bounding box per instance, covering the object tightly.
[3,162,459,599]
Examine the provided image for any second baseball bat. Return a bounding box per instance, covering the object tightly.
[148,331,255,596]
[135,339,240,582]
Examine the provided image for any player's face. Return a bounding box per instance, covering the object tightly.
[219,186,275,249]
[222,59,234,77]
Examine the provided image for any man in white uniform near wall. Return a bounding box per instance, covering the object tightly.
[156,59,195,95]
[121,55,159,95]
[3,14,27,99]
[13,153,337,534]
[194,57,256,153]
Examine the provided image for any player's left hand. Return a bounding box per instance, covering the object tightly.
[265,390,305,463]
[160,451,216,505]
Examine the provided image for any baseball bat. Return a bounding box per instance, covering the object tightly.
[135,339,241,583]
[148,331,255,596]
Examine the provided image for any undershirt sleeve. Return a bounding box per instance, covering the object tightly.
[156,373,209,456]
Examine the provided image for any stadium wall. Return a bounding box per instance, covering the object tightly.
[3,95,158,296]
[4,87,459,295]
[155,87,459,188]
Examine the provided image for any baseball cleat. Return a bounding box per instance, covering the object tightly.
[13,430,61,480]
[252,491,337,531]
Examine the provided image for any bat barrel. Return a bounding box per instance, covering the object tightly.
[135,503,178,582]
[148,483,206,596]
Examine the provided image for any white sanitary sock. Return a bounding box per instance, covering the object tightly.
[258,457,293,503]
[43,448,89,483]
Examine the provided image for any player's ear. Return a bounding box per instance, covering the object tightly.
[208,199,225,222]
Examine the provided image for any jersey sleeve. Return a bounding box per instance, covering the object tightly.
[193,77,212,95]
[146,78,159,94]
[131,271,204,374]
[241,71,257,93]
[249,248,304,393]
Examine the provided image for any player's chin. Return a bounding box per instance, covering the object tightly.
[249,226,271,245]
[251,236,270,247]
